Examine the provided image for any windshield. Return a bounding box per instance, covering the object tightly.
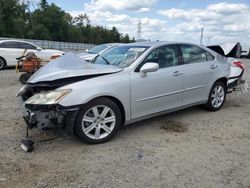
[88,44,110,54]
[92,45,148,68]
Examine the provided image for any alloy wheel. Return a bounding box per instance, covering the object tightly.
[211,85,225,108]
[81,105,116,140]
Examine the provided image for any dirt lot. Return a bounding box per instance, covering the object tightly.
[0,60,250,188]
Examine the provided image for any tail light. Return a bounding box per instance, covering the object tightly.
[232,61,245,70]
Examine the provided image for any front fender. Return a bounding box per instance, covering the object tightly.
[58,74,131,121]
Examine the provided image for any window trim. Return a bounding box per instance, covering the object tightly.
[205,51,215,61]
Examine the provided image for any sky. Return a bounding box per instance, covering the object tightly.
[45,0,250,45]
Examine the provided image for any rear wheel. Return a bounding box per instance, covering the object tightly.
[0,57,6,70]
[74,98,122,144]
[206,81,226,111]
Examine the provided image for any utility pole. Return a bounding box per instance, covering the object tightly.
[200,27,204,45]
[137,19,142,40]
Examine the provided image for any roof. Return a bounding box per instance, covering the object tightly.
[0,39,35,45]
[122,41,202,47]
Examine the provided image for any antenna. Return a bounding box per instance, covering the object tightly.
[137,19,142,40]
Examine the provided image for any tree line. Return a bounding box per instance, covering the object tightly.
[0,0,135,44]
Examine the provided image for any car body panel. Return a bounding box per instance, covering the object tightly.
[181,59,229,105]
[0,47,24,65]
[181,61,215,105]
[28,53,122,83]
[58,70,131,121]
[130,66,183,119]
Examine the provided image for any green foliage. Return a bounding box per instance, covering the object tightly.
[0,0,135,44]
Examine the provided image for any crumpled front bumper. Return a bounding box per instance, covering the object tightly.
[18,96,80,133]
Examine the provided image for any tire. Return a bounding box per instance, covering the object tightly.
[19,73,31,85]
[74,97,122,144]
[0,57,6,70]
[205,81,226,111]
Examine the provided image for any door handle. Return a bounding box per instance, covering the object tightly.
[210,64,218,69]
[172,71,183,76]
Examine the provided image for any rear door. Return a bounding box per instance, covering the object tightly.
[178,44,218,105]
[130,45,183,119]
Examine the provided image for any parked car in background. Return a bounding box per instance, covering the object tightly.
[0,40,64,70]
[18,41,247,144]
[78,43,121,62]
[240,45,250,58]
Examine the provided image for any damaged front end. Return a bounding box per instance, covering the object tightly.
[18,82,79,134]
[17,82,80,152]
[17,52,122,135]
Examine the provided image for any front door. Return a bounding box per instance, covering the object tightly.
[130,45,183,119]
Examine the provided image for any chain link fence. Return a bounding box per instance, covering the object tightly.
[0,37,96,52]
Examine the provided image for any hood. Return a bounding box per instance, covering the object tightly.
[28,52,122,83]
[77,51,89,56]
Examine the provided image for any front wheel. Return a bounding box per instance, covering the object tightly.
[205,81,226,111]
[74,98,122,144]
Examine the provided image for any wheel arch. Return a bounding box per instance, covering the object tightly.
[214,77,228,88]
[81,95,126,126]
[0,56,7,66]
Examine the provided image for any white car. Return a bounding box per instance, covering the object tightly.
[0,40,64,70]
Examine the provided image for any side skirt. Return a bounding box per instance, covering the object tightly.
[125,100,207,125]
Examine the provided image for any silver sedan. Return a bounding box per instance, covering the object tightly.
[19,41,232,143]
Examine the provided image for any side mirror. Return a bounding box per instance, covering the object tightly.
[140,62,159,75]
[37,47,42,51]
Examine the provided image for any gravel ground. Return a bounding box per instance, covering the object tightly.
[0,60,250,188]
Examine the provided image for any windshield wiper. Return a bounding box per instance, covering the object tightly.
[101,56,111,65]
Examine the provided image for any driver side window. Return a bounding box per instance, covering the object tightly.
[138,45,178,70]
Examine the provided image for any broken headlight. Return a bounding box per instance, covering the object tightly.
[25,89,71,105]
